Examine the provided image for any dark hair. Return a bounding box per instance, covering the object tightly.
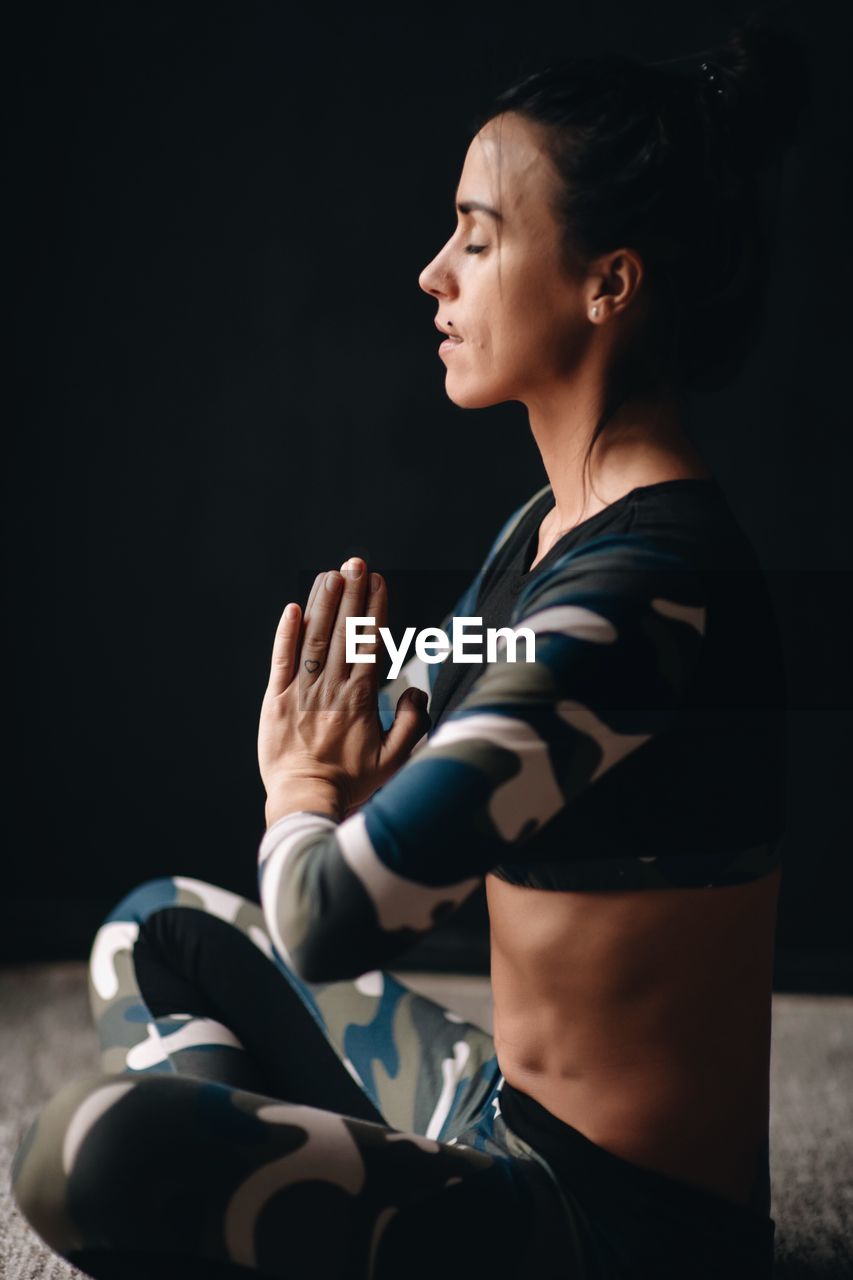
[470,10,810,501]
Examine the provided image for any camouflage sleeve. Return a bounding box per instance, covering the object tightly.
[375,488,547,735]
[257,530,707,983]
[328,493,544,824]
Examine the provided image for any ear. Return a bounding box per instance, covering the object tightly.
[589,247,645,320]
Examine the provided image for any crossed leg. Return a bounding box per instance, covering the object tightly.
[11,875,572,1278]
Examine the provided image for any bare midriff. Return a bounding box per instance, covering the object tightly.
[486,867,782,1208]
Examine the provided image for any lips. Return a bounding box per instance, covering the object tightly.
[438,334,463,359]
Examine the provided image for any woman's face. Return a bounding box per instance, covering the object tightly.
[418,111,589,409]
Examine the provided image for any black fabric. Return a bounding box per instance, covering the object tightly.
[499,1080,776,1279]
[427,483,553,731]
[425,476,787,891]
[429,478,724,730]
[67,1249,264,1280]
[133,905,387,1123]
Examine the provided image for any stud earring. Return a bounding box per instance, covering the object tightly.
[591,304,599,319]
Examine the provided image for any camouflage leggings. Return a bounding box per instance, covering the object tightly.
[11,876,586,1279]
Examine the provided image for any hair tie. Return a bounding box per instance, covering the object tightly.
[699,59,726,100]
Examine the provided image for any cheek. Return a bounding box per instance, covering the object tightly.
[494,265,565,353]
[519,280,583,372]
[496,303,566,372]
[461,254,578,377]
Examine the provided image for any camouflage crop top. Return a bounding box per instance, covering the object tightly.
[258,477,787,982]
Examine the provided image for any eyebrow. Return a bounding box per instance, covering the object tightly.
[455,199,503,223]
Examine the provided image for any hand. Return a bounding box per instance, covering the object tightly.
[258,558,431,819]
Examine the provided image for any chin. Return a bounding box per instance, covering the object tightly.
[444,375,511,411]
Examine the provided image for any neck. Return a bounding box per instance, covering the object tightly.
[524,362,705,529]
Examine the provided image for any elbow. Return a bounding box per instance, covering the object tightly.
[257,838,394,983]
[292,948,351,985]
[291,917,381,983]
[257,838,345,981]
[263,906,356,984]
[293,944,371,985]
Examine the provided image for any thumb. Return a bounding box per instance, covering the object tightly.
[380,687,431,770]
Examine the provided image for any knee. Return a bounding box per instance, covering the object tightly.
[88,876,267,1005]
[11,1072,140,1259]
[88,877,180,1003]
[95,876,182,939]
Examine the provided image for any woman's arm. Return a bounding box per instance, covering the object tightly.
[272,578,489,826]
[258,534,708,982]
[375,487,549,737]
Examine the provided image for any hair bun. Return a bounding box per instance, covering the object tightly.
[696,14,810,177]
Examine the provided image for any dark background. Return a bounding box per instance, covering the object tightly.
[6,1,851,988]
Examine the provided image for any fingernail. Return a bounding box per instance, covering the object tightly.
[325,571,340,592]
[342,558,363,579]
[285,603,299,619]
[370,572,381,592]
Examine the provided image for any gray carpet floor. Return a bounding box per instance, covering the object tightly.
[1,964,850,1278]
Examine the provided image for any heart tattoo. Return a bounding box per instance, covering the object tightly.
[304,659,321,673]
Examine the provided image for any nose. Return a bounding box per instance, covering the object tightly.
[418,244,456,300]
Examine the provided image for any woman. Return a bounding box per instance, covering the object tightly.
[12,16,807,1279]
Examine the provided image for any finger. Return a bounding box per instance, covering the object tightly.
[299,569,343,691]
[277,572,322,697]
[267,601,303,698]
[302,571,326,628]
[349,570,386,687]
[379,687,431,772]
[326,557,369,678]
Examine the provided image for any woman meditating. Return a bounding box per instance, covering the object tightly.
[12,16,805,1278]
